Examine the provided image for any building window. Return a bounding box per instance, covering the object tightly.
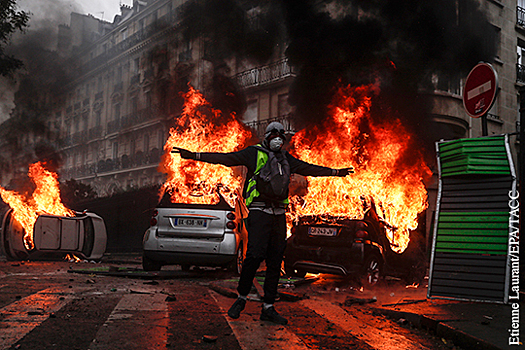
[130,138,136,156]
[95,110,102,126]
[145,91,152,107]
[243,99,258,124]
[519,1,525,26]
[144,133,150,152]
[130,95,138,113]
[277,94,291,117]
[114,103,121,120]
[121,27,128,41]
[158,129,164,149]
[112,142,119,159]
[517,39,525,84]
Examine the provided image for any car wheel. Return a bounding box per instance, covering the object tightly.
[226,241,245,275]
[142,253,162,271]
[361,254,382,286]
[235,241,245,275]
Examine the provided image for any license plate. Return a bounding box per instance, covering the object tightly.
[308,227,337,237]
[175,218,207,227]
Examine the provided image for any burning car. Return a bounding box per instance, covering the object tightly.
[1,209,107,261]
[284,203,426,286]
[142,190,247,273]
[0,162,107,261]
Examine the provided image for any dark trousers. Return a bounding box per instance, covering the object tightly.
[237,210,287,304]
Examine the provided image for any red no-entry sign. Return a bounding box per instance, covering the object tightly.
[463,62,498,118]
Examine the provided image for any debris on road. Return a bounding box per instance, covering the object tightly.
[381,299,426,307]
[202,335,218,343]
[209,282,238,298]
[342,296,377,306]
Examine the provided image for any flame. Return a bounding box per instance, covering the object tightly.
[288,84,431,253]
[0,162,74,250]
[159,85,253,206]
[65,253,82,262]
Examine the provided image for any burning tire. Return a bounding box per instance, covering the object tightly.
[361,253,383,286]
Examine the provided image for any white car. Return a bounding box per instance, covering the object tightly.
[142,193,247,273]
[1,209,107,261]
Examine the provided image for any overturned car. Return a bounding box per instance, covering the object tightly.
[1,209,107,261]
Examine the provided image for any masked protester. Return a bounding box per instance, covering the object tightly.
[173,122,353,325]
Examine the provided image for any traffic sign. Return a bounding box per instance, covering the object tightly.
[463,62,498,118]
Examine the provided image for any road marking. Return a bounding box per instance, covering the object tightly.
[0,287,78,349]
[210,290,309,350]
[301,297,433,350]
[88,291,168,350]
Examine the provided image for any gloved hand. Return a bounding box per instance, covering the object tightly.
[336,167,354,177]
[172,147,196,160]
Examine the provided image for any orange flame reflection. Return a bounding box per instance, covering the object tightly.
[289,84,431,253]
[0,162,74,250]
[159,85,253,207]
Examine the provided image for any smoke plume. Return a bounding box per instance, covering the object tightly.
[182,0,497,153]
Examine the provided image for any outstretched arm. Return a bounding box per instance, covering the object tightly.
[172,147,256,169]
[287,154,354,177]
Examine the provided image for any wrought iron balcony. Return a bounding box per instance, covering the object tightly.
[518,6,525,27]
[517,63,525,84]
[235,58,295,89]
[244,114,295,140]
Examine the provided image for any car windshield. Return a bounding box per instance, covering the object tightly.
[157,190,234,210]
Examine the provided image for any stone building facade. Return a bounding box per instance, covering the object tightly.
[46,0,296,196]
[0,0,521,201]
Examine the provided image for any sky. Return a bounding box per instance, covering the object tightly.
[75,0,127,22]
[18,0,126,25]
[0,0,126,124]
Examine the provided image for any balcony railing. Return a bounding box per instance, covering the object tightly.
[108,105,164,134]
[63,148,162,178]
[244,114,295,140]
[235,58,295,89]
[107,118,121,134]
[518,6,525,27]
[517,63,525,84]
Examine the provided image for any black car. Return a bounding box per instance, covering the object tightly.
[284,205,426,286]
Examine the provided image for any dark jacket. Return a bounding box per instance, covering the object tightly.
[198,145,337,198]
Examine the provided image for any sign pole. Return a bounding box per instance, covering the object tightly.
[481,113,488,136]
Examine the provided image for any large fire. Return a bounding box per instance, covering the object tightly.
[288,84,432,253]
[160,83,430,253]
[0,162,74,250]
[159,85,253,207]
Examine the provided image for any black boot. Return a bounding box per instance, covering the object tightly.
[227,297,246,319]
[260,305,288,325]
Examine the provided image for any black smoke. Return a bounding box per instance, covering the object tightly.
[182,0,497,154]
[282,0,497,132]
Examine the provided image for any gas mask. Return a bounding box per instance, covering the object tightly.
[269,136,284,151]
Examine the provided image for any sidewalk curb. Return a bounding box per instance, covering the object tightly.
[374,307,503,350]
